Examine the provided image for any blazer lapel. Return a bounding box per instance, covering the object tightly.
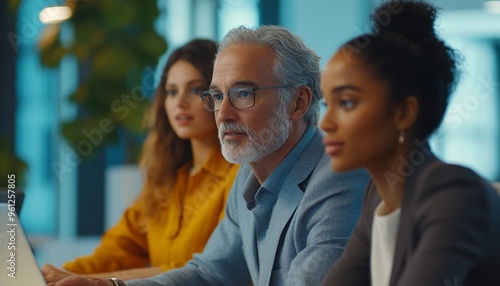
[258,129,324,285]
[389,155,438,285]
[258,184,303,285]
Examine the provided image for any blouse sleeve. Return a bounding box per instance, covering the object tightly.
[63,201,149,274]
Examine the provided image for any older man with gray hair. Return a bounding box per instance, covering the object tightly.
[49,25,368,286]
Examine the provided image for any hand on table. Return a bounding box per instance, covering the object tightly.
[47,275,114,286]
[42,264,75,283]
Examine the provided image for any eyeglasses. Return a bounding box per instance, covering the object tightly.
[200,85,290,112]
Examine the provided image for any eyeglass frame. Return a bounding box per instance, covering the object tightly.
[200,85,291,112]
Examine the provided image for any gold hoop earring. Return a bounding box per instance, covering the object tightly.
[398,131,405,143]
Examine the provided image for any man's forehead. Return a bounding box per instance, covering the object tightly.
[211,44,276,88]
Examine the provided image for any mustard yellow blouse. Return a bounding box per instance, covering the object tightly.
[63,148,238,274]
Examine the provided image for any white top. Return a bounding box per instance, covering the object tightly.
[370,201,401,286]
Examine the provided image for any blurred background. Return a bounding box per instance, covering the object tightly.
[1,0,499,267]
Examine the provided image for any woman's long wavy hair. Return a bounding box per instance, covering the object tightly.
[138,39,218,220]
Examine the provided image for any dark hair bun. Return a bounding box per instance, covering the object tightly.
[372,1,437,42]
[341,0,460,140]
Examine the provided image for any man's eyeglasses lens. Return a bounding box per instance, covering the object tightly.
[200,86,288,112]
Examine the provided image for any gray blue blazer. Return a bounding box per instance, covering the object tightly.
[126,127,369,286]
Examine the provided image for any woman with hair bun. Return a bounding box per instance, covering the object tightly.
[319,1,500,285]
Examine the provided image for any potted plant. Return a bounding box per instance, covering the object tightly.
[37,0,167,231]
[38,0,167,163]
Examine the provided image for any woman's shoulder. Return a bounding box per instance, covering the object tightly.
[409,156,498,208]
[416,157,488,187]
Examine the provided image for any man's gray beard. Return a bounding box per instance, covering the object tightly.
[218,103,290,164]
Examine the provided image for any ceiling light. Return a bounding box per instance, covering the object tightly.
[39,6,72,25]
[484,1,500,14]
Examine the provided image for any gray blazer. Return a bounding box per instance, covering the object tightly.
[127,127,369,286]
[321,154,500,285]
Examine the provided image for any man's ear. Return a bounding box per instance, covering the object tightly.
[394,96,419,130]
[290,86,312,122]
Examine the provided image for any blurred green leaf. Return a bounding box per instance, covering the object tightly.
[100,2,136,27]
[73,21,106,52]
[61,117,120,158]
[38,25,67,67]
[120,98,150,133]
[7,0,20,13]
[37,0,167,163]
[92,46,141,80]
[134,30,167,61]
